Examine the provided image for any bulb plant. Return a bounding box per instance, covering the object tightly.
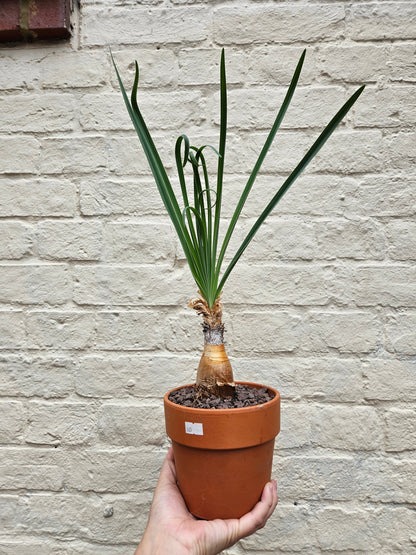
[112,50,364,398]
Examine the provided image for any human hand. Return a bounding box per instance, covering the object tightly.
[135,446,278,555]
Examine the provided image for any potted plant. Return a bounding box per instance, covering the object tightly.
[112,49,364,519]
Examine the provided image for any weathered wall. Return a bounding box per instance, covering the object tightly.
[0,1,415,553]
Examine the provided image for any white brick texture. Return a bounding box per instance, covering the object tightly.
[0,0,415,553]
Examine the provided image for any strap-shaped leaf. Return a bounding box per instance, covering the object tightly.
[212,48,227,268]
[175,135,199,251]
[214,49,306,286]
[111,52,206,293]
[216,84,366,297]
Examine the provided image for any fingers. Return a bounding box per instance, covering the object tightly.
[265,480,278,521]
[236,480,278,539]
[166,445,174,461]
[156,445,177,487]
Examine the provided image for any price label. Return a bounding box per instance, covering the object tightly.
[185,421,204,436]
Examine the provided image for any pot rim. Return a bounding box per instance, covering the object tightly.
[164,381,280,450]
[164,381,280,414]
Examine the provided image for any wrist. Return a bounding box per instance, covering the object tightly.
[134,532,151,554]
[135,529,193,555]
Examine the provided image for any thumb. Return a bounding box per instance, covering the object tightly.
[235,480,278,539]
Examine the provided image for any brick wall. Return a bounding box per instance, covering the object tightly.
[0,1,415,553]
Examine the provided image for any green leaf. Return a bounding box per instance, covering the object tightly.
[216,84,366,297]
[111,52,205,291]
[212,48,227,271]
[113,47,365,309]
[214,49,306,287]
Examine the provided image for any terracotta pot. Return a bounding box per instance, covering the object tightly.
[164,381,280,520]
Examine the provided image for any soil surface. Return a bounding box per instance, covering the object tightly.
[168,384,275,409]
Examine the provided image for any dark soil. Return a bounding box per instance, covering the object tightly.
[169,384,275,409]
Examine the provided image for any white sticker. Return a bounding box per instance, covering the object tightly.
[185,421,204,436]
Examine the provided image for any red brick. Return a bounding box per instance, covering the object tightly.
[0,0,70,43]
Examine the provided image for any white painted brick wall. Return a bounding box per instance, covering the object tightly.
[0,0,415,553]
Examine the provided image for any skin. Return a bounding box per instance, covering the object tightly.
[135,446,278,555]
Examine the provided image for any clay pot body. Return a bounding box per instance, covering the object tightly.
[164,381,280,520]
